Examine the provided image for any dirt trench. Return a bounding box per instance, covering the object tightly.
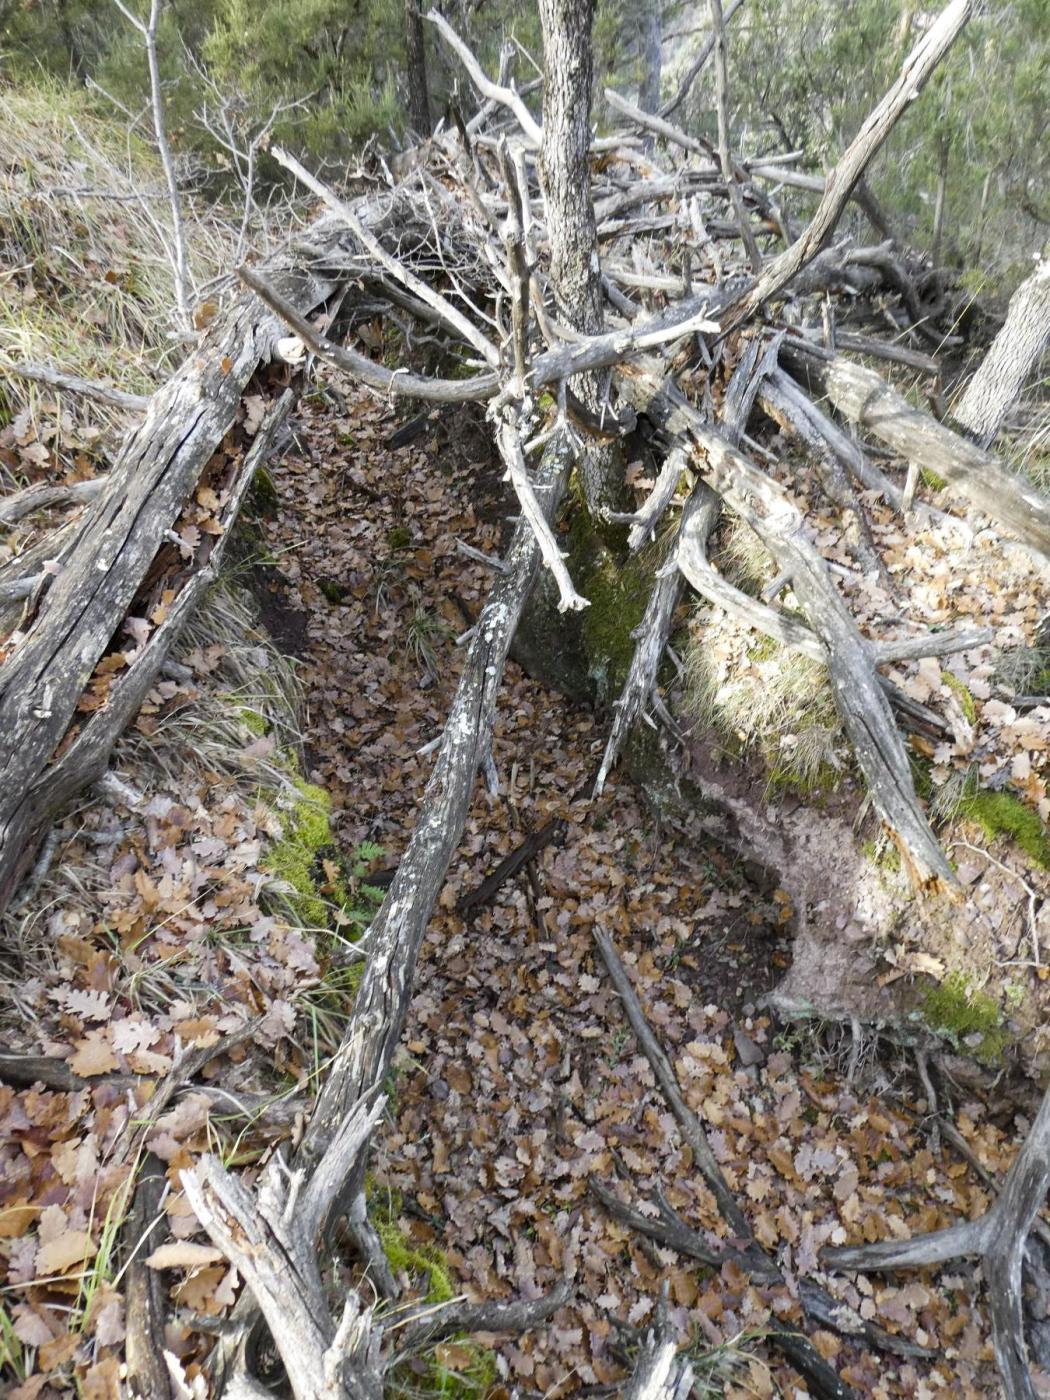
[238,374,1037,1395]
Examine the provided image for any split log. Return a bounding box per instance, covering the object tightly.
[0,375,298,912]
[782,341,1050,559]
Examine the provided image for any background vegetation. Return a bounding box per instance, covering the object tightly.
[1,0,1047,293]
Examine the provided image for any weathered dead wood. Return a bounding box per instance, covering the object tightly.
[708,0,762,272]
[757,366,887,581]
[0,477,105,526]
[427,10,543,148]
[832,331,940,374]
[390,1280,574,1356]
[824,1083,1050,1400]
[595,338,777,796]
[621,1288,695,1400]
[659,0,746,119]
[759,365,905,510]
[241,267,501,403]
[593,927,856,1400]
[457,816,568,914]
[953,246,1050,448]
[616,357,953,885]
[722,0,971,332]
[125,1154,173,1400]
[782,341,1050,559]
[183,1095,389,1400]
[6,360,151,411]
[0,379,297,912]
[604,88,717,165]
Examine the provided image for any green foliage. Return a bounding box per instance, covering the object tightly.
[920,973,1008,1066]
[369,1187,498,1397]
[263,777,339,927]
[942,672,977,725]
[958,789,1050,870]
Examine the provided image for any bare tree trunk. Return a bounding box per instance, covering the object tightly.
[539,0,622,514]
[930,137,950,268]
[638,3,662,115]
[404,0,433,135]
[954,245,1050,448]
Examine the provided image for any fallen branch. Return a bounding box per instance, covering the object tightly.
[823,1083,1050,1400]
[782,341,1050,559]
[4,362,151,412]
[593,927,855,1400]
[659,0,746,119]
[722,0,971,331]
[617,357,953,885]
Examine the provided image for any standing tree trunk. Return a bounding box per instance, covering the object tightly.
[404,0,433,135]
[539,0,623,515]
[954,244,1050,448]
[638,3,662,115]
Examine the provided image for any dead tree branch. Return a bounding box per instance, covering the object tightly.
[723,0,971,331]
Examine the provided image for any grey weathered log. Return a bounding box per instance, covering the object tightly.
[760,365,905,509]
[953,245,1050,448]
[0,375,297,911]
[782,342,1050,560]
[604,88,716,164]
[182,1095,388,1400]
[722,0,970,331]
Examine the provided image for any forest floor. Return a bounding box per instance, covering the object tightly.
[1,372,1046,1400]
[245,374,1020,1397]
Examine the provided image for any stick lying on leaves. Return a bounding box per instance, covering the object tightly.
[457,817,568,914]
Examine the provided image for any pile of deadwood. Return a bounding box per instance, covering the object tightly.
[3,0,1050,1394]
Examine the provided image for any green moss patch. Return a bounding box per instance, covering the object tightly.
[958,790,1050,869]
[920,973,1008,1065]
[942,672,977,724]
[370,1187,497,1396]
[565,507,656,698]
[262,777,343,928]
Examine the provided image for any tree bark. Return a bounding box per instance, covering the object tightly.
[404,0,433,135]
[539,0,622,514]
[638,2,662,115]
[954,245,1050,448]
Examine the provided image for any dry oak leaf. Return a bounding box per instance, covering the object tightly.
[69,1029,118,1077]
[36,1229,97,1276]
[146,1241,224,1271]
